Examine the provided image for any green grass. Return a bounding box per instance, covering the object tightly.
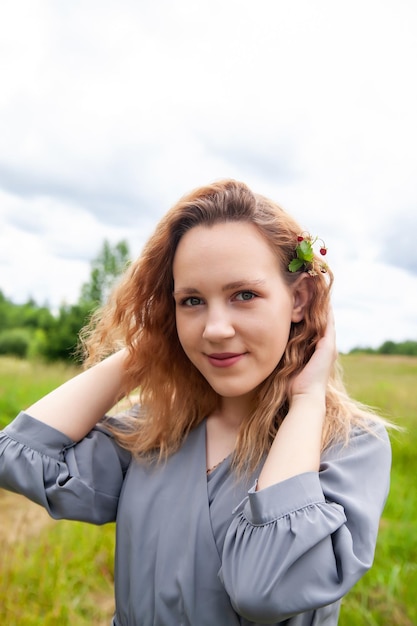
[0,354,416,624]
[0,357,79,429]
[1,521,116,625]
[338,354,417,626]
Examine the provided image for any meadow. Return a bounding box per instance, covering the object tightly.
[0,354,416,625]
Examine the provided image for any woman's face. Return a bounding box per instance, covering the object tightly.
[173,222,305,408]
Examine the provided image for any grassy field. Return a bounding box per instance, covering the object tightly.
[0,354,416,625]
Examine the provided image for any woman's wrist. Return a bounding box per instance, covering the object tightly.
[256,392,326,491]
[289,390,326,416]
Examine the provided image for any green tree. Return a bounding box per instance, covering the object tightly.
[0,291,9,331]
[0,291,56,359]
[0,291,54,333]
[350,339,417,356]
[0,241,131,361]
[80,239,131,308]
[41,303,92,362]
[378,339,417,356]
[0,328,31,358]
[42,239,132,362]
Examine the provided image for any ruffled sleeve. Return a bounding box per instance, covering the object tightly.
[0,412,131,525]
[220,424,391,622]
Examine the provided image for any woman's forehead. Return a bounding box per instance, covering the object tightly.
[172,222,282,288]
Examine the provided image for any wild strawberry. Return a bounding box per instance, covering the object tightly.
[320,247,327,256]
[297,235,304,242]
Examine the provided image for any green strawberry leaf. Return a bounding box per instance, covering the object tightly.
[288,258,305,272]
[297,239,314,261]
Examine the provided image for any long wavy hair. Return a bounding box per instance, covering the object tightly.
[80,179,386,473]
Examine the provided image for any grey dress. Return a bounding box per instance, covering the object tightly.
[0,412,391,626]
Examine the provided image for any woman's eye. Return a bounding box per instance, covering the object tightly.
[183,296,203,306]
[235,291,256,301]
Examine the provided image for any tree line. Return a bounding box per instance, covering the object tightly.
[1,238,416,361]
[349,340,417,357]
[0,240,130,362]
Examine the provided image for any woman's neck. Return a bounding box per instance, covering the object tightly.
[212,393,254,429]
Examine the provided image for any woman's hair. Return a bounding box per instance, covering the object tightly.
[80,179,387,473]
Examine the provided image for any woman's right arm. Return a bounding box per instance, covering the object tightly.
[0,349,132,524]
[26,349,128,441]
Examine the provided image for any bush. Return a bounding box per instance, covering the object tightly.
[378,340,417,356]
[350,339,417,357]
[0,328,31,358]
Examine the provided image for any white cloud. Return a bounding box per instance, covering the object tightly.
[0,0,416,349]
[333,260,417,352]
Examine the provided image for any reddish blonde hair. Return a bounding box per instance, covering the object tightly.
[81,179,384,472]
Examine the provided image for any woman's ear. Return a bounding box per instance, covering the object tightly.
[291,274,312,322]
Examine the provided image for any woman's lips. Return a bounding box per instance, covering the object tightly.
[206,353,246,368]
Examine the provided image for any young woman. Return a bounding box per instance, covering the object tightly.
[0,179,391,625]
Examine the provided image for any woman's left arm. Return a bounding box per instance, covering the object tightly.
[220,311,392,621]
[257,308,337,489]
[221,424,391,622]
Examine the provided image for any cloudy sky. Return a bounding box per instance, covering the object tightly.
[0,0,416,352]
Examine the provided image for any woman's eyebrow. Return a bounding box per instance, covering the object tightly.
[221,279,266,292]
[173,279,266,297]
[172,287,202,297]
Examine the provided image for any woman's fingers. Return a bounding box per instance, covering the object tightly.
[290,306,337,398]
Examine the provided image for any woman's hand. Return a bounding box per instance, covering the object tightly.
[257,308,337,490]
[290,307,338,402]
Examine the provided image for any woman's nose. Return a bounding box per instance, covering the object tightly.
[202,307,235,341]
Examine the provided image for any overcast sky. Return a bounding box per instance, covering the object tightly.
[0,0,416,352]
